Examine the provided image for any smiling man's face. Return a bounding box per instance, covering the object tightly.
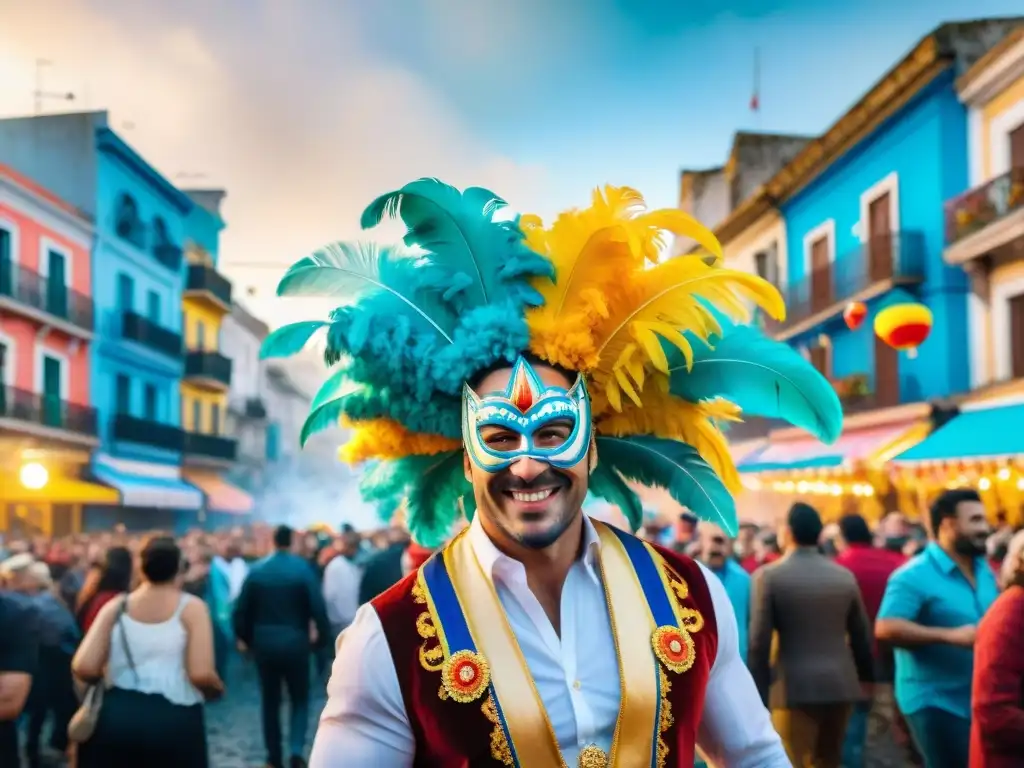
[464,363,591,550]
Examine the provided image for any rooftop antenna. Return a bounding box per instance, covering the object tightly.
[34,59,75,115]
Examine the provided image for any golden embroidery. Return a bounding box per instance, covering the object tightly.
[651,625,697,674]
[678,606,704,634]
[577,744,609,767]
[440,650,491,703]
[656,666,673,768]
[481,694,514,765]
[413,582,444,672]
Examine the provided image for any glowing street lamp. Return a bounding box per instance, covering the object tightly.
[19,462,49,490]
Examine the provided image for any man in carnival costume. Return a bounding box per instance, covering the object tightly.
[262,179,843,767]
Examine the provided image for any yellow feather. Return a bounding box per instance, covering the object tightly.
[338,418,460,464]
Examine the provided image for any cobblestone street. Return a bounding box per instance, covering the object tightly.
[206,660,328,768]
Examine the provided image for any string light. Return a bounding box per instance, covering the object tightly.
[978,477,992,491]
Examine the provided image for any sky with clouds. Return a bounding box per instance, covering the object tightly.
[1,0,1023,332]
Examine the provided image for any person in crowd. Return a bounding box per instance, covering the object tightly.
[742,529,781,573]
[671,510,699,553]
[234,524,330,768]
[696,521,752,661]
[876,488,998,768]
[185,544,234,684]
[877,512,910,554]
[0,586,38,768]
[75,545,132,633]
[72,536,222,767]
[970,529,1024,766]
[749,502,875,768]
[322,529,362,641]
[356,526,410,604]
[834,513,907,768]
[213,539,249,606]
[734,522,759,565]
[20,560,79,767]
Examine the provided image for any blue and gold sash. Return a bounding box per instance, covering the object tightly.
[418,520,702,768]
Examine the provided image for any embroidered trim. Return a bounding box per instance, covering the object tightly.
[413,581,444,672]
[651,625,696,674]
[577,744,609,767]
[656,666,673,768]
[482,694,514,765]
[440,650,490,703]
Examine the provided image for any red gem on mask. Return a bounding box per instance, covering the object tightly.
[509,367,535,413]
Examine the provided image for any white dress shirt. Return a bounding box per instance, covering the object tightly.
[213,555,249,601]
[310,516,789,767]
[322,553,362,629]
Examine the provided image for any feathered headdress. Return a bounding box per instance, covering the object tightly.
[262,179,842,545]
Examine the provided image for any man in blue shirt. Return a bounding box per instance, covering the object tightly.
[697,521,751,660]
[876,488,998,768]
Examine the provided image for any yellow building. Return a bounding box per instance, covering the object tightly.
[946,26,1024,396]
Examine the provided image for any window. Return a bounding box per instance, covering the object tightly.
[117,273,134,312]
[45,248,68,318]
[0,224,13,296]
[1011,292,1024,379]
[211,403,221,435]
[143,383,158,420]
[266,422,280,461]
[196,320,206,350]
[1010,122,1024,171]
[754,243,780,286]
[41,354,63,427]
[115,374,131,414]
[147,290,161,323]
[192,399,202,433]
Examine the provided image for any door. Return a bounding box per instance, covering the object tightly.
[0,226,11,297]
[1010,122,1024,171]
[809,236,832,313]
[0,339,8,415]
[193,399,202,432]
[196,320,206,351]
[868,193,893,282]
[1010,293,1024,379]
[115,374,131,414]
[147,290,161,324]
[46,249,68,319]
[211,403,221,434]
[144,383,158,421]
[873,333,900,407]
[42,354,63,428]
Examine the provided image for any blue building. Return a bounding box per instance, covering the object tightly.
[0,111,203,530]
[710,20,1023,522]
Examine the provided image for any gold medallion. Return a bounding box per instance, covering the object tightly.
[651,625,696,674]
[439,649,491,703]
[577,743,609,768]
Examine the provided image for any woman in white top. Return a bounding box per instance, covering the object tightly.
[72,536,224,767]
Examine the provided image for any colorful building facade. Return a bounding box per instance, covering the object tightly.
[0,163,117,535]
[712,20,1024,522]
[0,112,202,531]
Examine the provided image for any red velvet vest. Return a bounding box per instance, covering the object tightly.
[371,537,719,768]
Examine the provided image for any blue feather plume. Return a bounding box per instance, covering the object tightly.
[596,435,737,535]
[670,323,843,443]
[588,463,644,531]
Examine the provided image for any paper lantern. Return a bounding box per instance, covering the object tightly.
[843,301,867,331]
[874,303,933,358]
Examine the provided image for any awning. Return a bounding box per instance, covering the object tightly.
[182,469,253,514]
[739,420,928,473]
[91,455,202,510]
[0,471,119,504]
[893,399,1024,464]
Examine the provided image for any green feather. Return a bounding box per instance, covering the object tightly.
[588,464,644,531]
[670,325,843,443]
[299,382,362,446]
[259,321,327,359]
[596,435,737,536]
[404,451,472,548]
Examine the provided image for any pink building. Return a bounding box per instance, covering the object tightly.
[0,163,99,458]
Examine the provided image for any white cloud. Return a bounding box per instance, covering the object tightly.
[0,0,553,330]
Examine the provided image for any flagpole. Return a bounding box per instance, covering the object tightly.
[751,46,761,129]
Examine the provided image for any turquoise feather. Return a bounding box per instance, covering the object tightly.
[588,464,644,531]
[299,381,363,446]
[669,325,843,443]
[596,435,737,536]
[259,321,327,360]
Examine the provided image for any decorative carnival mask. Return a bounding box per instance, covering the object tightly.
[462,356,592,473]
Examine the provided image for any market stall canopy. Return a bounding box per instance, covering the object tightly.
[892,398,1024,464]
[91,455,203,510]
[738,420,928,473]
[182,469,254,515]
[0,471,118,504]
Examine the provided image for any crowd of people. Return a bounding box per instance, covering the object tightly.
[1,489,1022,768]
[0,520,423,768]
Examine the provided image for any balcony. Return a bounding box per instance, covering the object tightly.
[775,231,926,339]
[244,397,267,419]
[183,431,237,462]
[184,350,233,389]
[154,243,183,272]
[944,168,1024,265]
[111,413,184,451]
[185,264,232,310]
[0,260,95,335]
[115,216,146,250]
[121,311,183,359]
[0,386,99,442]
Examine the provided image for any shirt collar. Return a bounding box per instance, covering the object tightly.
[467,512,603,586]
[926,541,986,575]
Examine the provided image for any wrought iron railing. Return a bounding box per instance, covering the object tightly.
[112,413,184,451]
[153,243,183,272]
[0,259,95,331]
[184,351,233,386]
[183,431,238,460]
[0,385,98,435]
[944,167,1024,245]
[121,311,183,359]
[185,264,232,306]
[777,230,926,332]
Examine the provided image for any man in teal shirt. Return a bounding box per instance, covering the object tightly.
[876,488,997,768]
[697,521,752,662]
